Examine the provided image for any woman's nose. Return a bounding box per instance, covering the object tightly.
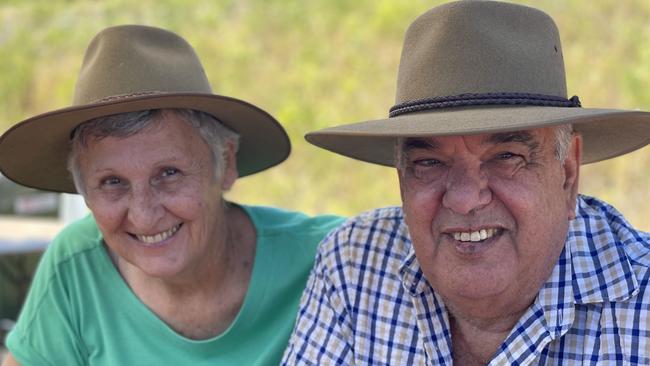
[126,185,164,230]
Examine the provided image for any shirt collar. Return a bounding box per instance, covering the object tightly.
[397,218,430,296]
[400,249,428,296]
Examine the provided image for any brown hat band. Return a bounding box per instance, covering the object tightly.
[389,93,582,118]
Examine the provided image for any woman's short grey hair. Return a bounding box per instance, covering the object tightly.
[67,108,240,196]
[394,123,574,170]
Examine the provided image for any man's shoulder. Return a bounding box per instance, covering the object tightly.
[332,206,405,233]
[316,206,410,272]
[575,195,649,266]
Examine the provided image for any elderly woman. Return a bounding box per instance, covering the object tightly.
[0,25,342,365]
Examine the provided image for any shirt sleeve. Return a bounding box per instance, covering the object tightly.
[281,229,355,365]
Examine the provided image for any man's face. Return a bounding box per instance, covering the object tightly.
[398,126,580,315]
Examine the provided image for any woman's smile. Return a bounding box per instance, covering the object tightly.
[130,223,183,246]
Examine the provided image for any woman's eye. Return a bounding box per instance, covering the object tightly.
[101,176,122,186]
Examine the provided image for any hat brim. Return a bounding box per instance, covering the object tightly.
[0,93,290,193]
[306,106,650,167]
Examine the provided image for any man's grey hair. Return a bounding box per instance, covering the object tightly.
[395,123,574,170]
[553,124,573,162]
[67,108,240,196]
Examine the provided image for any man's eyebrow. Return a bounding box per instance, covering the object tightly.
[402,138,438,151]
[486,131,537,148]
[401,132,540,152]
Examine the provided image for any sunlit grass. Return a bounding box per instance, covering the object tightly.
[0,0,648,230]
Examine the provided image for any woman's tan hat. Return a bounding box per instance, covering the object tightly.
[306,1,650,166]
[0,25,290,193]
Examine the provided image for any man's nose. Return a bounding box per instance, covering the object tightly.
[127,184,164,230]
[442,163,492,215]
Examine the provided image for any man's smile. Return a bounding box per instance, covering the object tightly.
[451,228,502,243]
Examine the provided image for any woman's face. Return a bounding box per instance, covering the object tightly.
[79,113,237,280]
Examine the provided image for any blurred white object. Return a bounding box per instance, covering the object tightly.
[0,216,63,254]
[59,193,87,225]
[13,194,58,215]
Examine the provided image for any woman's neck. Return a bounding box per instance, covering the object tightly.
[112,203,258,339]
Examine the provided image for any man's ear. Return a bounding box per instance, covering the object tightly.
[563,133,582,220]
[220,139,239,191]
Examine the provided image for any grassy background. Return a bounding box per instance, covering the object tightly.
[0,0,648,230]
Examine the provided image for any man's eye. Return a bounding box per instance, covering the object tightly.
[413,158,442,167]
[405,158,445,183]
[489,152,526,176]
[161,167,180,177]
[495,152,523,161]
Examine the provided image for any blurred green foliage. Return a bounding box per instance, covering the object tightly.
[0,252,42,323]
[0,0,648,230]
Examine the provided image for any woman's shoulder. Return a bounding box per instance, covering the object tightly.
[44,214,104,263]
[240,204,345,237]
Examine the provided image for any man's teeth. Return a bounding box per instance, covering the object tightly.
[452,228,498,242]
[136,224,181,244]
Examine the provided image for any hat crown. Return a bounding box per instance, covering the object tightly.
[74,25,213,105]
[395,1,567,104]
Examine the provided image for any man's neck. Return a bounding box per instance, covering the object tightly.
[448,308,523,364]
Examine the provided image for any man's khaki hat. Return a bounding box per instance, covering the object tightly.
[306,1,650,166]
[0,25,290,193]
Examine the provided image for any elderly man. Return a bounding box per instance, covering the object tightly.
[283,1,649,365]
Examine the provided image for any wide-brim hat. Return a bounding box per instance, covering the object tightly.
[0,25,290,193]
[306,1,650,166]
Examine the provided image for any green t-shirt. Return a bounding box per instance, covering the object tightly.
[6,205,344,366]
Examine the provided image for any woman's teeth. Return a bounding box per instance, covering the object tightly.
[452,228,498,242]
[136,224,181,244]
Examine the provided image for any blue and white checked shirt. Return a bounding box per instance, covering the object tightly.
[283,196,650,365]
